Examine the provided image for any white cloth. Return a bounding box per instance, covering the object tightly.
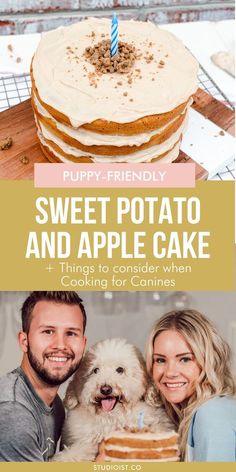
[0,33,40,76]
[162,20,235,104]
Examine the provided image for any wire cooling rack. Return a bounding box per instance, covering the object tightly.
[0,74,31,110]
[0,67,234,180]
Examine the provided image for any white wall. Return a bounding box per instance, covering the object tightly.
[0,291,235,377]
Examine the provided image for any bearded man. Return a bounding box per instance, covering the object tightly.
[0,291,87,462]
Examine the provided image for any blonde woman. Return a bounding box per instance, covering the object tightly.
[146,309,236,462]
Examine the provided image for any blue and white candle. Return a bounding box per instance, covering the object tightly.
[138,411,144,429]
[111,13,119,57]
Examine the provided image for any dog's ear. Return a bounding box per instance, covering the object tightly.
[143,381,162,408]
[132,346,162,407]
[64,377,79,409]
[63,350,96,410]
[131,346,162,407]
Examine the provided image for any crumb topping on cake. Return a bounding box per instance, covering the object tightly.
[84,39,137,74]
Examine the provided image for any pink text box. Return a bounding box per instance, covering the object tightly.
[34,163,196,188]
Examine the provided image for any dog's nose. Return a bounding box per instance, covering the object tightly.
[100,385,112,396]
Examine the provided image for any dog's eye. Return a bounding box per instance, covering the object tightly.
[116,367,124,374]
[93,367,99,374]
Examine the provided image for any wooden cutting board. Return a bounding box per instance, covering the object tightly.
[0,88,234,180]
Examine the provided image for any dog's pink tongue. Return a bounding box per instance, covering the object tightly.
[101,398,116,412]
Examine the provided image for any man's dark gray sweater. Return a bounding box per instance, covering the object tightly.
[0,367,65,461]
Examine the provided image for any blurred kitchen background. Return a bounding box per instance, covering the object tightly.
[0,1,234,34]
[0,291,236,380]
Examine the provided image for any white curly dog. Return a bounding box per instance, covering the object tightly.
[53,338,175,461]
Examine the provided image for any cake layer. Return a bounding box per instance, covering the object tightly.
[32,17,198,128]
[104,443,178,452]
[36,114,187,163]
[31,74,190,135]
[33,97,187,156]
[39,142,92,163]
[104,431,178,449]
[38,137,181,164]
[105,448,177,460]
[32,92,192,149]
[104,455,179,462]
[104,430,179,462]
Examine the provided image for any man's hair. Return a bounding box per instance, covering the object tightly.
[21,291,87,334]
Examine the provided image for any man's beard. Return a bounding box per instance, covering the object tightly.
[27,345,81,386]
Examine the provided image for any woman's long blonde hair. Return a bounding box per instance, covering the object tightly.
[146,310,236,460]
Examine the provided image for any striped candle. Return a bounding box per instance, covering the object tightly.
[111,13,119,57]
[138,411,144,429]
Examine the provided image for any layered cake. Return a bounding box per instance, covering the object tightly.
[31,18,198,163]
[104,429,179,462]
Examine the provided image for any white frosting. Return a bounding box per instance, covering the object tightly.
[39,132,180,164]
[33,93,191,147]
[105,444,178,452]
[33,18,198,127]
[105,430,178,441]
[37,114,187,163]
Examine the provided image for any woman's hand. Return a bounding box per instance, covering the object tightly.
[95,441,105,461]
